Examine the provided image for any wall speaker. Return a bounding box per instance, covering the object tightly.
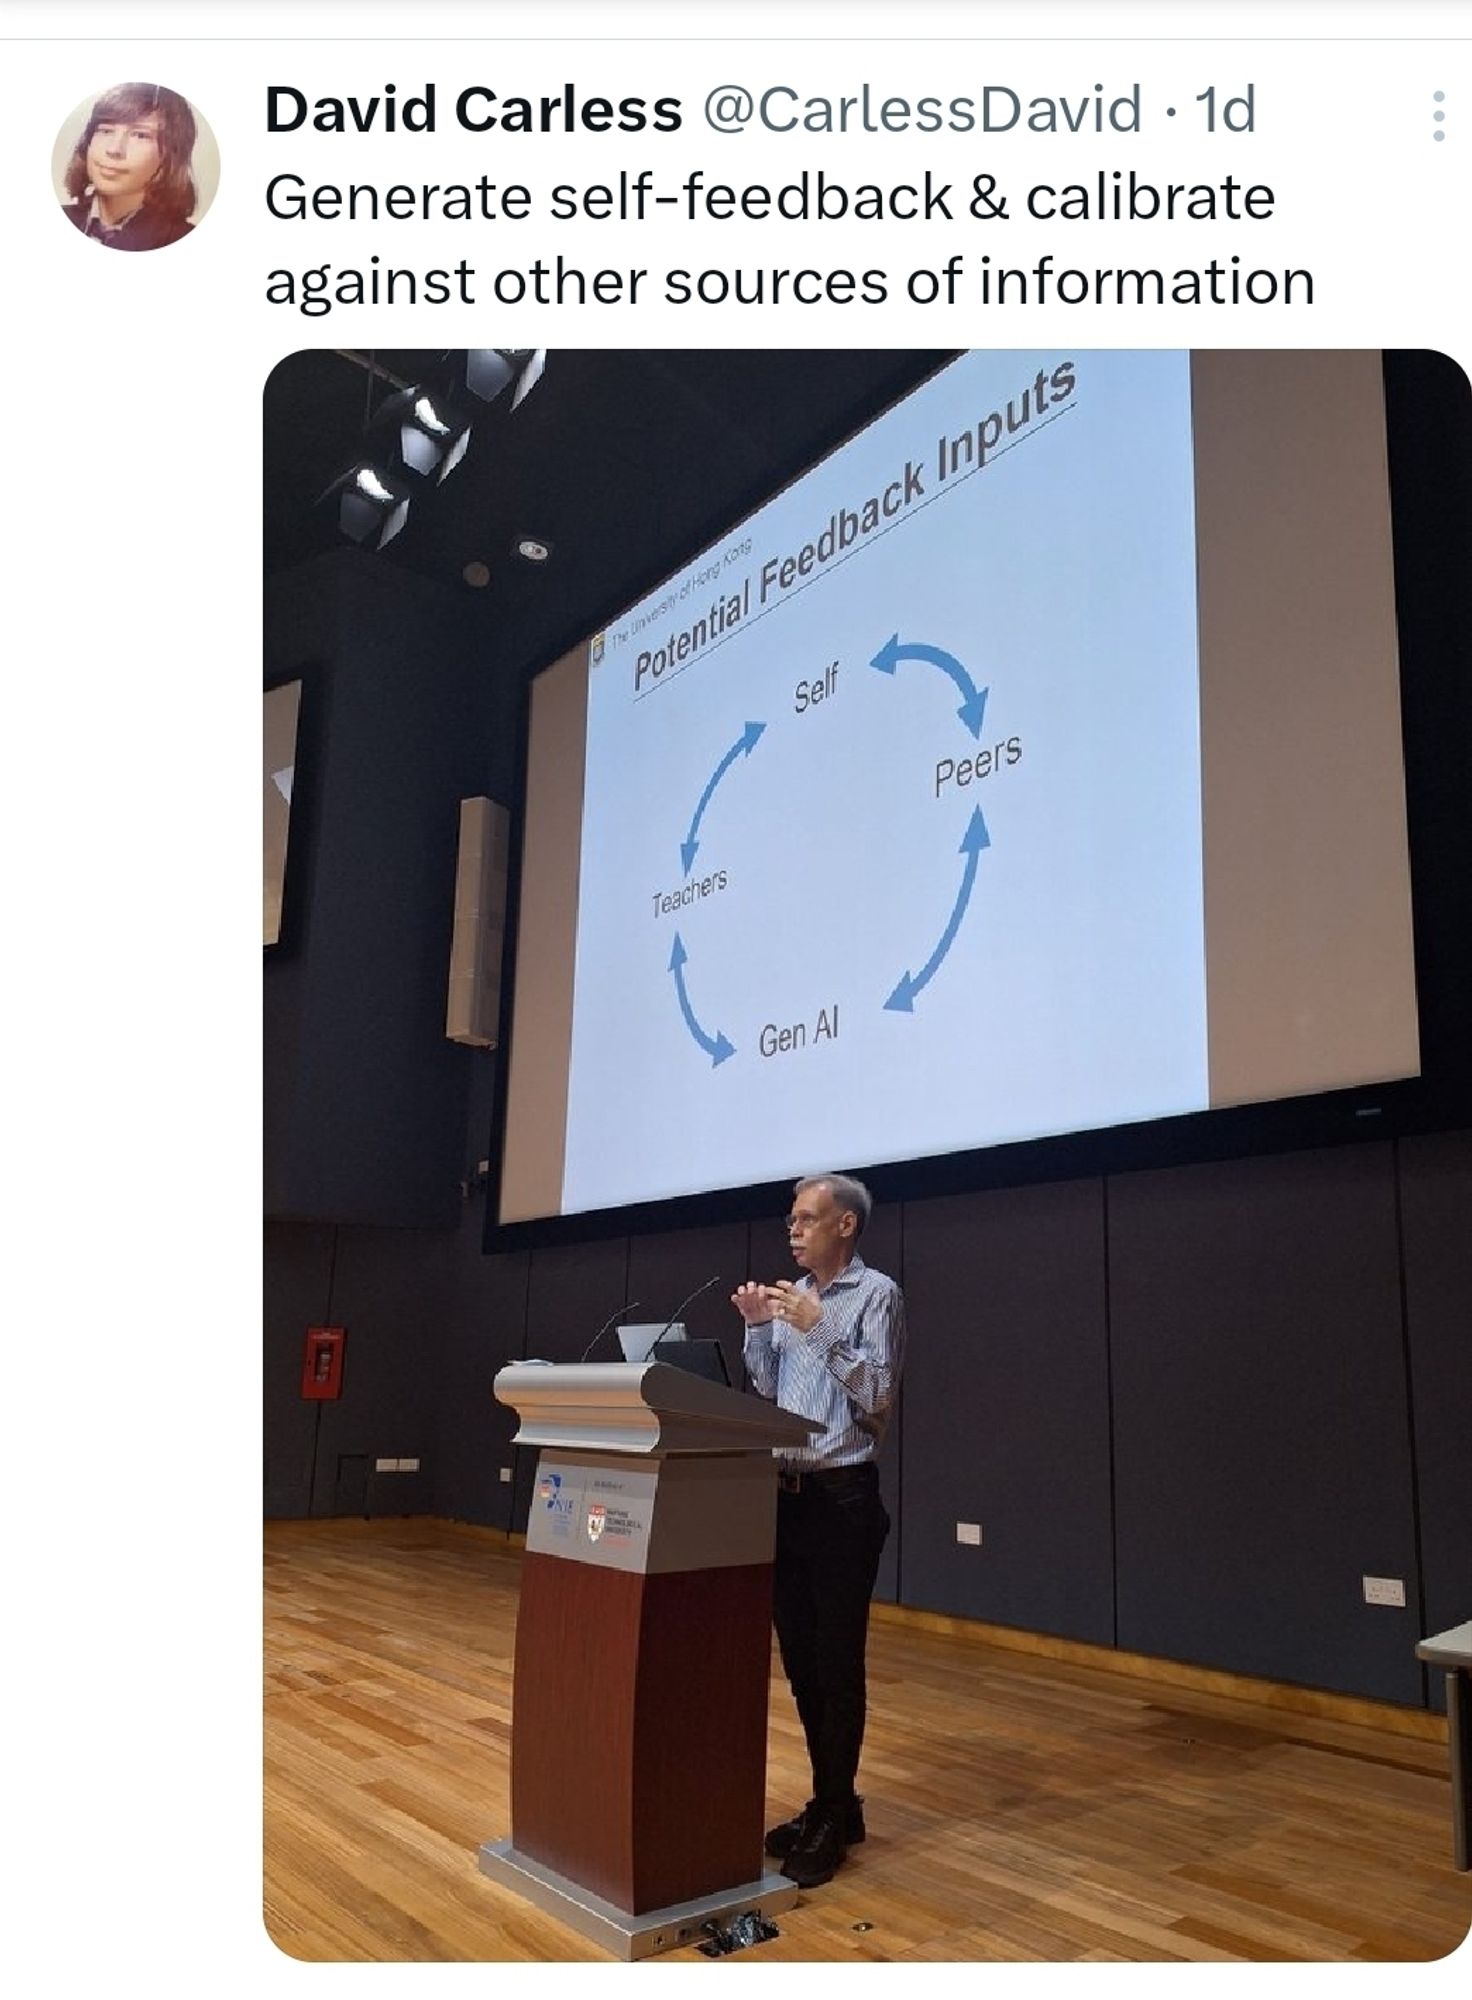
[446,796,510,1047]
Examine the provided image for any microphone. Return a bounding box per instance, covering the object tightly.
[577,1299,643,1365]
[648,1274,722,1361]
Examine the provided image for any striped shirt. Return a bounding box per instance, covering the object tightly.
[742,1254,906,1469]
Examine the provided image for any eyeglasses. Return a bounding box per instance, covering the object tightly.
[784,1210,829,1232]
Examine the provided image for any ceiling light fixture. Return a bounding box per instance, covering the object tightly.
[325,463,411,550]
[466,348,547,409]
[378,386,473,482]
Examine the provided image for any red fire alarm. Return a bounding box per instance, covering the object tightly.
[301,1326,345,1400]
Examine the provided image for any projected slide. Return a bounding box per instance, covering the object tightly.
[559,351,1206,1213]
[500,348,1419,1225]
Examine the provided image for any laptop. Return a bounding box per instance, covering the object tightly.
[656,1340,733,1388]
[616,1323,733,1387]
[617,1322,687,1361]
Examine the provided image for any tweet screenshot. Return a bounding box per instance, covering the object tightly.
[10,0,1470,1985]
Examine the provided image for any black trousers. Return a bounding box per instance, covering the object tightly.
[772,1462,890,1810]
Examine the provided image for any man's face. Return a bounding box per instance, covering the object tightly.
[86,111,163,206]
[786,1183,854,1273]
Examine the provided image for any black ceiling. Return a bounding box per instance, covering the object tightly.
[263,347,953,680]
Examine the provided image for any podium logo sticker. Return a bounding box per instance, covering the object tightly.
[587,1503,607,1542]
[539,1472,573,1513]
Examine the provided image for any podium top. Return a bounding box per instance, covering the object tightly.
[493,1359,820,1456]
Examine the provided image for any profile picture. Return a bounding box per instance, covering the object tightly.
[54,82,218,251]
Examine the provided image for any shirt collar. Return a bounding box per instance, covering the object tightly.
[801,1253,867,1295]
[87,192,146,235]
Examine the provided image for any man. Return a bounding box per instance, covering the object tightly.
[732,1172,905,1888]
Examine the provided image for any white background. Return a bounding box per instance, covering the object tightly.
[2,2,1467,1993]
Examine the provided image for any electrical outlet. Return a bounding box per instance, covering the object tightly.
[1362,1575,1406,1607]
[400,1457,420,1472]
[955,1522,982,1546]
[374,1457,398,1473]
[499,1467,513,1483]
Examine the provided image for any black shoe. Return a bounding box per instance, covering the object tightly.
[764,1795,865,1858]
[779,1805,848,1888]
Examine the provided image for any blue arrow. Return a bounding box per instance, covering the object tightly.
[884,806,991,1014]
[871,635,988,739]
[669,933,736,1065]
[681,720,766,875]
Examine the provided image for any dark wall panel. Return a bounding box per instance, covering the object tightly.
[435,1224,530,1532]
[899,1180,1113,1644]
[625,1219,753,1382]
[282,582,474,1226]
[512,1235,632,1530]
[307,1226,453,1518]
[263,1221,335,1518]
[1399,1132,1472,1648]
[263,568,340,1218]
[265,554,511,1229]
[526,1235,632,1361]
[1110,1145,1421,1701]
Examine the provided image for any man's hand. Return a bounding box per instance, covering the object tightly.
[732,1280,775,1324]
[767,1280,821,1333]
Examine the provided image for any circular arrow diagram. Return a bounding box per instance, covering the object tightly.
[873,634,996,1015]
[884,804,991,1012]
[665,638,998,1060]
[871,633,989,739]
[668,931,736,1067]
[680,720,766,876]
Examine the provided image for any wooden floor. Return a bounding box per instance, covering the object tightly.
[264,1517,1471,1964]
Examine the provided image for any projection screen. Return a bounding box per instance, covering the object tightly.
[499,350,1419,1225]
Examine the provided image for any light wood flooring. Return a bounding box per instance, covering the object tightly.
[264,1517,1471,1964]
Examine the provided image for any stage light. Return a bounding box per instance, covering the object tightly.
[379,387,474,482]
[466,349,522,402]
[329,463,411,550]
[466,348,546,407]
[317,349,547,556]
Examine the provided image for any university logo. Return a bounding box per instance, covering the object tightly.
[587,1503,606,1543]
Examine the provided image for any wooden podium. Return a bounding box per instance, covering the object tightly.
[478,1360,819,1958]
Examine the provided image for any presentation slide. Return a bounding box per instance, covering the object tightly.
[500,349,1420,1225]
